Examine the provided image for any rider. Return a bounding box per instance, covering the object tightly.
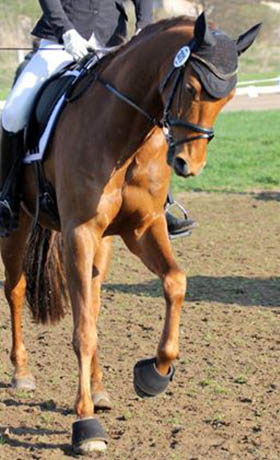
[0,0,195,238]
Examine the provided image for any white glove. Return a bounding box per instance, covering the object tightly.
[62,29,89,61]
[88,32,102,51]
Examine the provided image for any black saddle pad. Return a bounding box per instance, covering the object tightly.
[26,71,76,153]
[25,53,104,155]
[35,75,75,127]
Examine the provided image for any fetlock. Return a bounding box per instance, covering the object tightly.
[0,128,24,236]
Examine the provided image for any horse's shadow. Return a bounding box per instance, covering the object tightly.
[0,424,73,455]
[0,398,104,455]
[0,382,10,389]
[0,399,73,455]
[255,191,280,202]
[189,190,280,202]
[103,275,280,308]
[1,397,72,415]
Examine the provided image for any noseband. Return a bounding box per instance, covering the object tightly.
[160,40,215,165]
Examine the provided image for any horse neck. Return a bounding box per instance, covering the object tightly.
[103,23,194,120]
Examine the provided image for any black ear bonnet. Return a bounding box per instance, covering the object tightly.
[190,29,238,99]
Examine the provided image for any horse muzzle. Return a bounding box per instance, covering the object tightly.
[173,156,206,178]
[173,156,190,177]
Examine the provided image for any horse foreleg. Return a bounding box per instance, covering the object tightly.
[122,215,186,398]
[63,224,108,453]
[90,236,113,410]
[1,211,35,389]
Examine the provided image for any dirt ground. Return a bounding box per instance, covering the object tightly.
[0,191,279,460]
[224,93,280,112]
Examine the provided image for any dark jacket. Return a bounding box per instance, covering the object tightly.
[32,0,153,46]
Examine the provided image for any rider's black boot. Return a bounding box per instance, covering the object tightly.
[166,211,197,239]
[0,128,24,237]
[165,191,197,239]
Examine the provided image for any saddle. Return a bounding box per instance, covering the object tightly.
[24,54,100,226]
[27,73,76,150]
[26,54,99,156]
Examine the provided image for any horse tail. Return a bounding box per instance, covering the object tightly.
[23,225,70,324]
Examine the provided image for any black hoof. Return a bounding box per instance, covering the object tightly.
[133,357,175,398]
[72,417,108,454]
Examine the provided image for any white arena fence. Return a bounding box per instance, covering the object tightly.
[1,77,280,111]
[236,76,280,97]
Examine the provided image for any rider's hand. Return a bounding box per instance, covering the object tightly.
[62,29,89,61]
[87,32,101,51]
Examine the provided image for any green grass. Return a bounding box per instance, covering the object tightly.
[234,375,247,384]
[237,71,280,90]
[238,71,280,82]
[0,1,40,20]
[199,379,228,394]
[172,110,280,193]
[0,57,14,99]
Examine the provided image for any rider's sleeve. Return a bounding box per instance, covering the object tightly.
[130,0,153,30]
[38,0,74,40]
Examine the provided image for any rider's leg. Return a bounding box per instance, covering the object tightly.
[165,191,197,239]
[0,39,73,236]
[0,129,24,236]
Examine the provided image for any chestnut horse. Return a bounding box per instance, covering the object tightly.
[0,13,260,453]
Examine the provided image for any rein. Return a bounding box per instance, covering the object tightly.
[96,75,162,128]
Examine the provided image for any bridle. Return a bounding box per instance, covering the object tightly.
[96,38,215,166]
[159,39,215,165]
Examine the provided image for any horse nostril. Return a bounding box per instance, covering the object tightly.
[173,157,188,177]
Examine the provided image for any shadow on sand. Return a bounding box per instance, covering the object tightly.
[0,425,73,456]
[254,191,280,202]
[103,275,280,308]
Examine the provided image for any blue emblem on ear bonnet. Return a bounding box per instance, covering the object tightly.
[174,46,191,68]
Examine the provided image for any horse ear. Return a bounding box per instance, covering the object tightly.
[194,11,216,47]
[236,23,262,55]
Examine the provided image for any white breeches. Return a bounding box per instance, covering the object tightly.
[2,39,74,133]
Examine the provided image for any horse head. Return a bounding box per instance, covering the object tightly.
[160,12,261,177]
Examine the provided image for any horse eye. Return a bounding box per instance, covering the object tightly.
[186,84,196,97]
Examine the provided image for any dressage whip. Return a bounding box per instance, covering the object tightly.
[0,45,120,53]
[0,47,64,51]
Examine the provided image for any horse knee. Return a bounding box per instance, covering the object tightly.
[72,325,97,359]
[163,268,186,303]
